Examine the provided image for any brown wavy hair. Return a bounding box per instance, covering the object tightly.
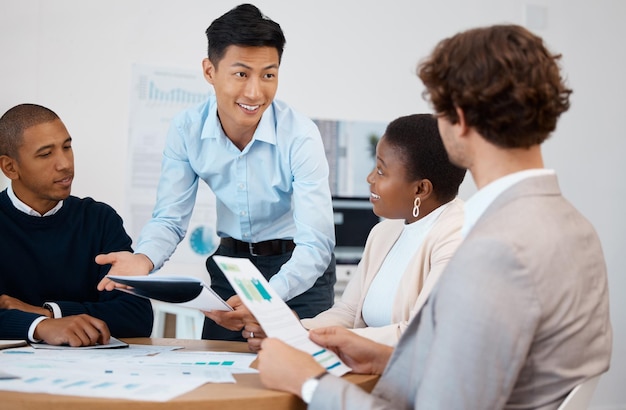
[418,25,572,148]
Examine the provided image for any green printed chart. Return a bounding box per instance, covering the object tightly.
[233,277,272,302]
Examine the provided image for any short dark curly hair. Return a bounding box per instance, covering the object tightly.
[384,114,466,203]
[418,24,572,148]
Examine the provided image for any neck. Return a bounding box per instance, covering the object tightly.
[217,112,258,151]
[469,141,544,189]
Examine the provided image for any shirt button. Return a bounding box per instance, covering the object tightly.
[238,183,245,189]
[243,233,250,238]
[240,211,247,216]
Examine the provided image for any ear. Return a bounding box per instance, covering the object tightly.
[202,58,216,85]
[455,106,470,137]
[0,155,19,180]
[415,179,434,199]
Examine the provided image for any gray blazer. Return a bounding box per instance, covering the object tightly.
[311,174,612,410]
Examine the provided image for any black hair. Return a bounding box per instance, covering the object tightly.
[384,114,466,202]
[205,4,286,66]
[0,103,59,157]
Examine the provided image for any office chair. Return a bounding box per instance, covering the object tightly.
[557,375,602,410]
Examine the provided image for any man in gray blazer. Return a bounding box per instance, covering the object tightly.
[254,24,612,409]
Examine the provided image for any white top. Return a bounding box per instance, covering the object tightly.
[361,203,448,327]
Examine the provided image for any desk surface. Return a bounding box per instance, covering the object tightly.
[2,337,379,410]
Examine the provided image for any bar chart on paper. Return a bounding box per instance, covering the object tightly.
[138,77,209,105]
[233,278,273,303]
[213,255,352,376]
[128,64,219,270]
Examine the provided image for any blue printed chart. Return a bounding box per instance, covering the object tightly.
[127,64,218,277]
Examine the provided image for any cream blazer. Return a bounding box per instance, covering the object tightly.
[301,198,464,346]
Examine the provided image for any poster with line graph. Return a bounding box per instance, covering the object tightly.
[213,255,351,376]
[127,64,219,279]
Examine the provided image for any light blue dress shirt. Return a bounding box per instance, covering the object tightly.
[135,95,335,301]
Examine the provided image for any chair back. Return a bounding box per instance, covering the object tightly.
[557,375,602,410]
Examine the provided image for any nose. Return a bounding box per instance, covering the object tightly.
[243,76,261,100]
[55,150,73,171]
[366,168,376,185]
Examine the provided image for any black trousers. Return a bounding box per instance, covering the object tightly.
[202,246,336,341]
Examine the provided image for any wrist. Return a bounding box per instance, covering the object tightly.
[42,302,60,318]
[301,370,328,404]
[137,253,155,272]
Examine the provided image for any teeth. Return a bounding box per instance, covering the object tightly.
[239,103,259,111]
[371,193,380,199]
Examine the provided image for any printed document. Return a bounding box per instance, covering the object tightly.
[213,255,351,376]
[108,275,232,312]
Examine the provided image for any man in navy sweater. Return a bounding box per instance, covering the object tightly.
[0,103,153,346]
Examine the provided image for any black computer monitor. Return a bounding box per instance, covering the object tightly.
[332,196,381,264]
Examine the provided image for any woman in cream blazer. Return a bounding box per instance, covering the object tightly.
[301,199,463,346]
[244,113,466,349]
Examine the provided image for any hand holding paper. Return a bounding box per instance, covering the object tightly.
[212,255,351,376]
[107,275,232,312]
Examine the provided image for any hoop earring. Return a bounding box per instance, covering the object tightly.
[412,197,421,218]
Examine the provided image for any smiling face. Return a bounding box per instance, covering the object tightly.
[7,119,74,214]
[366,136,419,222]
[203,45,280,148]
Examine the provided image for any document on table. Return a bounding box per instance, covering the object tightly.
[0,343,241,401]
[212,255,352,377]
[30,336,129,350]
[0,340,27,350]
[108,274,232,312]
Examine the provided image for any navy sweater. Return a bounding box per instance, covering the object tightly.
[0,191,153,339]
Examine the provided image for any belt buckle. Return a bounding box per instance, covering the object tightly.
[248,242,258,256]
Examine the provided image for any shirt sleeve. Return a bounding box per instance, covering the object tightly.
[268,125,335,301]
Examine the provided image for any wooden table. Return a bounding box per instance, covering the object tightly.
[1,337,379,410]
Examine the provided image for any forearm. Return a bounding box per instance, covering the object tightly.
[0,309,40,340]
[269,241,333,301]
[55,294,153,337]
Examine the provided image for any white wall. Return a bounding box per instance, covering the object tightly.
[1,1,624,407]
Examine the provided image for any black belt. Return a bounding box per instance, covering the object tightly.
[220,237,296,256]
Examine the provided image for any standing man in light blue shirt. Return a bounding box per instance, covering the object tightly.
[97,4,336,341]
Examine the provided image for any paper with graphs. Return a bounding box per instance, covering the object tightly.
[212,255,351,376]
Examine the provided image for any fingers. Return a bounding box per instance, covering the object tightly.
[95,252,154,291]
[35,315,111,347]
[94,253,114,266]
[97,276,124,291]
[87,315,111,344]
[247,337,263,352]
[243,322,265,338]
[204,310,245,331]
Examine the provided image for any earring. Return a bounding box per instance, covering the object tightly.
[412,197,421,218]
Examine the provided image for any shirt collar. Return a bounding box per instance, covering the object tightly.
[202,97,277,147]
[7,184,63,217]
[462,169,555,238]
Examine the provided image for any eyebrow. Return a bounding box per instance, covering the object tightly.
[231,62,279,71]
[34,137,72,155]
